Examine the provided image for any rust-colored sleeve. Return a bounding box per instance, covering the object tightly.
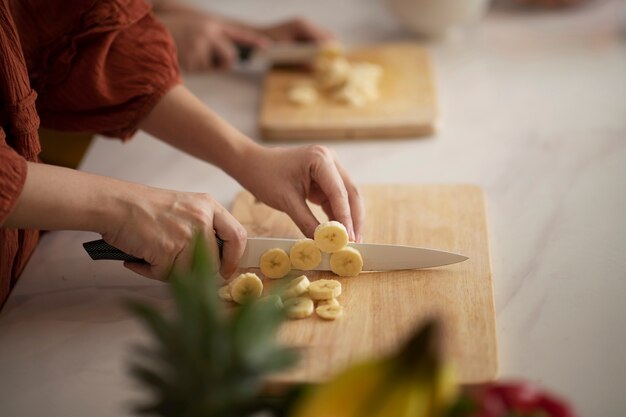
[0,130,27,225]
[12,0,182,140]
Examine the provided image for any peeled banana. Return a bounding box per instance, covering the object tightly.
[314,221,349,253]
[290,238,323,270]
[260,248,291,279]
[316,304,343,320]
[218,284,233,302]
[330,246,363,277]
[282,275,310,300]
[308,279,342,300]
[229,272,263,304]
[284,296,314,319]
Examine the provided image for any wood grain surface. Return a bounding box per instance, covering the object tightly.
[258,44,438,141]
[230,185,497,391]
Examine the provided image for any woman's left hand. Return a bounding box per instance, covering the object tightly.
[234,145,364,242]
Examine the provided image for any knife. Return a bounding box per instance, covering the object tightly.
[83,238,468,271]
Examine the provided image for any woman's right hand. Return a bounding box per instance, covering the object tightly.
[101,185,247,281]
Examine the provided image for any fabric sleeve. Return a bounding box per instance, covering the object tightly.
[32,5,181,140]
[0,129,27,224]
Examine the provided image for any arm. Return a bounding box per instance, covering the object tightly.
[3,162,247,280]
[139,85,365,241]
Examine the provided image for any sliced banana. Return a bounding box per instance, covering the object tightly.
[308,279,342,300]
[282,275,311,300]
[330,246,363,277]
[287,83,318,106]
[229,273,263,304]
[218,284,233,302]
[314,221,349,253]
[290,239,322,270]
[259,294,284,309]
[284,296,314,319]
[260,248,291,279]
[317,298,339,307]
[316,304,344,320]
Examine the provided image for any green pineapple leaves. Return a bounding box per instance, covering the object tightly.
[126,237,298,417]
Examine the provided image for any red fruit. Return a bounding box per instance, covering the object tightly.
[463,381,577,417]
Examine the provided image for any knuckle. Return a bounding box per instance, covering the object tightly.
[307,144,332,162]
[234,226,247,246]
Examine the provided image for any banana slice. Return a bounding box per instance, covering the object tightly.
[316,304,344,320]
[282,275,311,300]
[288,83,318,106]
[259,294,284,309]
[260,248,291,279]
[229,273,263,304]
[284,296,314,319]
[308,279,342,300]
[290,239,322,270]
[314,221,349,253]
[317,298,339,307]
[218,284,233,302]
[330,246,363,277]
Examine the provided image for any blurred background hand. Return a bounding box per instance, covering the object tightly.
[153,1,333,72]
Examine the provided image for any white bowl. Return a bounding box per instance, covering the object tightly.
[385,0,491,37]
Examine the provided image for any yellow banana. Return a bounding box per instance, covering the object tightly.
[288,321,458,417]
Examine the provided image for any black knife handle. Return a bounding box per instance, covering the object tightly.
[83,238,224,263]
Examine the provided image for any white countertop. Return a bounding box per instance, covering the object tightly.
[1,1,625,416]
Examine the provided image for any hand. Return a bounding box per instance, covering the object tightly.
[157,11,269,72]
[259,17,334,43]
[234,145,364,242]
[102,185,247,280]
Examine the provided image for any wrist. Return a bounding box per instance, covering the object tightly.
[219,136,265,182]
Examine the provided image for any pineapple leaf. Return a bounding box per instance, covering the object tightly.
[126,236,298,417]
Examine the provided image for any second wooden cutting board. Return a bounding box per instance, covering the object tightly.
[231,185,498,391]
[259,43,438,141]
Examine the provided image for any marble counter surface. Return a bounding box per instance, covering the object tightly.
[1,1,625,416]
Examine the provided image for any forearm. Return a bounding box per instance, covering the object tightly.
[2,162,129,233]
[139,85,262,180]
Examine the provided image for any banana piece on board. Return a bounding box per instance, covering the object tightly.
[260,248,291,279]
[314,221,349,253]
[284,296,314,319]
[230,273,263,304]
[288,82,318,106]
[330,246,363,277]
[317,298,340,307]
[282,275,311,300]
[290,238,322,270]
[316,304,344,320]
[259,294,284,309]
[308,279,342,300]
[218,284,233,302]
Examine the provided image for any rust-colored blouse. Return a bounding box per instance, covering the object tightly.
[0,0,181,307]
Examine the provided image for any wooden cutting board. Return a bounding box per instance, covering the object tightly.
[259,44,438,141]
[231,185,498,391]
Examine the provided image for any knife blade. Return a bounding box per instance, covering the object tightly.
[83,238,467,271]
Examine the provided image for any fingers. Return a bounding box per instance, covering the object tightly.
[283,194,321,239]
[212,207,248,279]
[308,146,354,241]
[211,36,237,69]
[290,17,334,42]
[334,161,365,242]
[224,25,270,49]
